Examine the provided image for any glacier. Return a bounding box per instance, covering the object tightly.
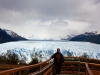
[0,40,100,63]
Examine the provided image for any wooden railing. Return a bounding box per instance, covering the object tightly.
[0,56,100,75]
[0,58,52,75]
[85,63,94,75]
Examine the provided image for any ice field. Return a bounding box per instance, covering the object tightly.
[0,40,100,62]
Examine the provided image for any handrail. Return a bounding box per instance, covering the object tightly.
[0,58,51,75]
[88,63,100,67]
[28,63,53,75]
[64,56,100,61]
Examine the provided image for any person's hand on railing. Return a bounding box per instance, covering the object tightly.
[50,57,52,60]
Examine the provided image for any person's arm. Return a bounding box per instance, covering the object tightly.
[61,54,64,63]
[50,53,55,59]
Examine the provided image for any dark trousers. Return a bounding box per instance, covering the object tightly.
[54,64,62,75]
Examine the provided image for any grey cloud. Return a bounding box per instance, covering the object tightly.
[50,20,68,29]
[0,0,100,39]
[0,0,100,22]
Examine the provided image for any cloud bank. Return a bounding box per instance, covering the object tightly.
[0,0,100,39]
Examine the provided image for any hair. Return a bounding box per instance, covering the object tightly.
[57,48,60,50]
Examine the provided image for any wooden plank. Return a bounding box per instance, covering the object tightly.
[61,66,85,71]
[43,67,52,75]
[28,63,53,75]
[91,70,100,74]
[88,63,100,67]
[61,71,85,75]
[64,56,100,61]
[50,72,53,75]
[85,63,94,75]
[62,66,85,69]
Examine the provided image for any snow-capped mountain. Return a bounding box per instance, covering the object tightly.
[79,31,99,36]
[4,29,19,38]
[0,28,27,43]
[3,29,27,40]
[70,31,100,44]
[61,31,99,41]
[0,28,16,43]
[61,35,76,40]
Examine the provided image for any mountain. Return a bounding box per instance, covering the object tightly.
[70,31,100,44]
[0,28,16,43]
[4,29,27,40]
[61,35,75,40]
[0,28,27,43]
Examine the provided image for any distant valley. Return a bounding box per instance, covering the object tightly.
[0,28,100,44]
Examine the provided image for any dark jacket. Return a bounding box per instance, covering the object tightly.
[51,53,64,65]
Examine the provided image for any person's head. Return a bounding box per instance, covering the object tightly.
[57,48,60,53]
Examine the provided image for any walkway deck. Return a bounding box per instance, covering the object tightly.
[60,74,78,75]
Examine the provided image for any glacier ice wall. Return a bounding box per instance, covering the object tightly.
[0,41,100,62]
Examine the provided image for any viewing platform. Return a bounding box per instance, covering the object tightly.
[0,56,100,75]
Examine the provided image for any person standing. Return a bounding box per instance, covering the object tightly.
[50,48,64,75]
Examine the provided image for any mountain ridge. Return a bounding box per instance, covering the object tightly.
[4,29,27,40]
[0,28,27,43]
[70,31,100,44]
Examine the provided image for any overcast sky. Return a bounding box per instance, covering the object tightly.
[0,0,100,40]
